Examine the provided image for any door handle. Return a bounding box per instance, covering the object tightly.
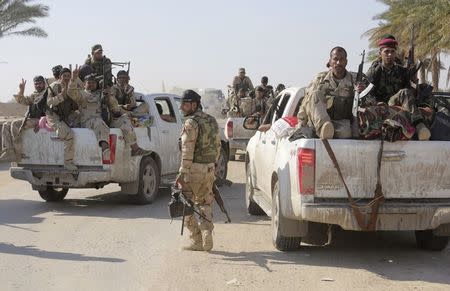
[270,140,276,145]
[382,151,406,161]
[161,130,169,134]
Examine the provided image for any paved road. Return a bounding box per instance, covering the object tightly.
[0,161,449,290]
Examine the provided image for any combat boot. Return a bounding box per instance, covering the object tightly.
[319,121,334,139]
[416,123,431,141]
[183,231,203,251]
[202,230,213,252]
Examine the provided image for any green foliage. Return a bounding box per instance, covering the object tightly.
[0,0,49,38]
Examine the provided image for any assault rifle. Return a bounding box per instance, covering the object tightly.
[352,50,366,118]
[406,25,422,96]
[213,178,232,223]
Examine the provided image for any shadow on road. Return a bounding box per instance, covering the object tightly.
[211,229,450,285]
[0,243,125,263]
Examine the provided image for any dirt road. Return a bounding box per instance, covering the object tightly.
[0,161,449,290]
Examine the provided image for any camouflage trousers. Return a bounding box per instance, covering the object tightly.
[46,112,75,164]
[1,118,39,161]
[81,117,109,144]
[181,163,216,239]
[388,88,423,125]
[110,115,137,145]
[298,90,355,138]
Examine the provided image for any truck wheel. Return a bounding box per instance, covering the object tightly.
[229,148,237,161]
[135,156,160,205]
[272,181,301,251]
[38,187,68,202]
[246,166,265,215]
[415,230,449,251]
[215,146,228,186]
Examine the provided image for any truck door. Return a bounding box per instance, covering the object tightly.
[154,97,182,175]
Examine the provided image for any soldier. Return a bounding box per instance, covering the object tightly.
[260,76,274,99]
[232,67,254,94]
[274,83,286,97]
[226,88,246,117]
[365,35,430,140]
[298,46,365,139]
[84,44,113,87]
[69,71,150,158]
[47,65,62,85]
[112,70,136,111]
[0,76,47,161]
[46,67,80,171]
[251,86,269,117]
[175,90,221,252]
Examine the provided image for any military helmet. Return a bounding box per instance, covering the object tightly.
[181,90,201,103]
[92,44,103,53]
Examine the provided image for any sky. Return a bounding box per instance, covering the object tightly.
[0,0,447,101]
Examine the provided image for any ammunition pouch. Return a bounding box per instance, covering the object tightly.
[327,95,353,120]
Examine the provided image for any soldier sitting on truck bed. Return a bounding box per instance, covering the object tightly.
[46,67,80,171]
[365,35,431,140]
[0,76,48,162]
[297,46,365,139]
[112,70,148,115]
[68,69,151,159]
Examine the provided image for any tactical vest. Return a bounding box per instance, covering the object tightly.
[189,112,219,164]
[50,83,79,121]
[323,73,355,121]
[29,91,48,118]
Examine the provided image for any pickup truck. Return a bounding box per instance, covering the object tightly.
[223,117,256,160]
[10,93,229,204]
[244,87,450,251]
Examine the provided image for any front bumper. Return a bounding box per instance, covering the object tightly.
[10,167,111,189]
[301,201,450,232]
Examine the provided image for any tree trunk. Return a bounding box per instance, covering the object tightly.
[430,52,440,91]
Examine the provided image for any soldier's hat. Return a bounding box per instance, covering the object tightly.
[378,35,398,49]
[52,65,63,75]
[60,67,71,75]
[238,67,246,73]
[180,90,201,103]
[117,70,129,78]
[33,76,45,83]
[92,44,103,53]
[261,76,268,83]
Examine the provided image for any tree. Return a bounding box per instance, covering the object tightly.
[363,0,450,91]
[0,0,49,38]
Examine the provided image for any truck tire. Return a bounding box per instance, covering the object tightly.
[215,146,228,186]
[134,156,160,205]
[38,187,68,202]
[245,166,265,215]
[415,230,449,251]
[272,181,301,251]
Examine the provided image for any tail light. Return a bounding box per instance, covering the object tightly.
[103,134,117,164]
[298,148,315,195]
[226,120,233,138]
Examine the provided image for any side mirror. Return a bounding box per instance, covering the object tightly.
[243,115,261,130]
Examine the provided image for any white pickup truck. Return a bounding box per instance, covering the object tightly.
[10,93,229,204]
[223,117,256,160]
[244,87,450,251]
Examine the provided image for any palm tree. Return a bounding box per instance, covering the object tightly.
[363,0,450,91]
[0,0,49,38]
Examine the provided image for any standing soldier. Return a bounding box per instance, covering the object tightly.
[298,46,365,139]
[85,44,113,87]
[0,76,48,162]
[176,90,221,252]
[46,67,80,171]
[232,67,254,94]
[365,35,430,140]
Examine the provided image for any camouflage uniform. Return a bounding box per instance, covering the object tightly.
[46,80,79,168]
[365,61,423,124]
[85,56,113,87]
[179,109,221,251]
[112,84,136,109]
[226,94,243,117]
[232,76,254,94]
[107,95,137,145]
[1,90,46,161]
[298,70,358,138]
[68,88,110,144]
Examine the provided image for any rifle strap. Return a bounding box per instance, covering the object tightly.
[321,138,385,231]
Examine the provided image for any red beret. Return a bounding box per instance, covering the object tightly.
[378,38,398,48]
